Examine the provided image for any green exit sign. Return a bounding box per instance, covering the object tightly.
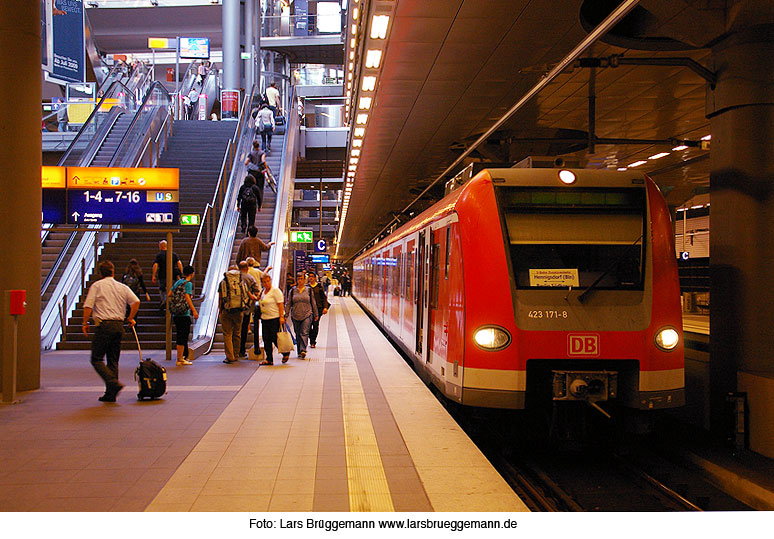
[291,230,313,243]
[180,214,200,226]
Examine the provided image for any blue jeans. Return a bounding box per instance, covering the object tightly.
[292,316,312,356]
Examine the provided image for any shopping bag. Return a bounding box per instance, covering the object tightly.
[277,328,294,354]
[248,346,265,362]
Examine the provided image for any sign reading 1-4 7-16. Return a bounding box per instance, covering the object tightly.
[43,166,180,225]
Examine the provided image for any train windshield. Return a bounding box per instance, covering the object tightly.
[495,187,646,290]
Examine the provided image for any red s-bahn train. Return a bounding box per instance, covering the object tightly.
[353,168,684,414]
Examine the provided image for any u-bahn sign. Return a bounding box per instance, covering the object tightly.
[42,166,179,226]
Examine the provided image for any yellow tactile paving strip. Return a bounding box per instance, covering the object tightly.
[337,314,395,511]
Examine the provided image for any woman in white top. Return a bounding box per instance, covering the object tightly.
[256,104,275,151]
[259,273,287,365]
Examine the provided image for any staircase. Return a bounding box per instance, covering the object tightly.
[57,121,236,350]
[209,132,285,354]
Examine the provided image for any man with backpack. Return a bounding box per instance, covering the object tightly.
[168,265,198,366]
[219,265,258,364]
[237,175,262,234]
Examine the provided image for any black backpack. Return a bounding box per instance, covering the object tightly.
[122,273,140,294]
[135,359,167,400]
[241,184,257,204]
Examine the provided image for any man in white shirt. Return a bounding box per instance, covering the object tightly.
[265,81,281,117]
[82,261,140,402]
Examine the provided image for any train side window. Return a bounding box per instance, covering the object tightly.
[445,227,451,280]
[430,242,440,309]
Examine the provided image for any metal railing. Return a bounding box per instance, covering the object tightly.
[262,14,343,38]
[111,81,173,167]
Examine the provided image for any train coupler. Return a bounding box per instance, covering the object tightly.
[551,370,618,404]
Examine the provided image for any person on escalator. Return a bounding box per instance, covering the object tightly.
[255,103,275,152]
[187,87,199,120]
[237,176,262,234]
[245,140,267,209]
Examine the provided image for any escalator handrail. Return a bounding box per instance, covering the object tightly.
[108,81,172,166]
[41,229,78,295]
[266,85,299,291]
[57,80,137,166]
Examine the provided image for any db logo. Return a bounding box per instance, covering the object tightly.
[567,334,600,357]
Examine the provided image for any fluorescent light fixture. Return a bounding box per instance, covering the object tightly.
[354,127,365,137]
[629,160,647,168]
[358,97,372,110]
[351,24,357,36]
[348,62,354,71]
[617,167,627,171]
[701,134,711,141]
[351,149,361,157]
[365,49,382,68]
[371,15,389,39]
[349,51,355,60]
[348,165,357,171]
[356,113,368,124]
[347,81,352,89]
[691,205,703,210]
[350,38,356,48]
[353,7,359,19]
[672,145,689,151]
[648,152,670,160]
[350,157,359,164]
[352,139,362,147]
[348,72,353,81]
[362,76,376,91]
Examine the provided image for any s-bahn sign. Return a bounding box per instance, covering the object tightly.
[42,166,179,226]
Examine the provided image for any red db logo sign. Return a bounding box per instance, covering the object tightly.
[567,334,600,357]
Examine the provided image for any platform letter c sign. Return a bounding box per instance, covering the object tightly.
[568,334,600,357]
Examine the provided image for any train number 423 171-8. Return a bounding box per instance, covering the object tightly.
[528,310,568,319]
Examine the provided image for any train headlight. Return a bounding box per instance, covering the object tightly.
[655,327,679,351]
[558,169,577,184]
[473,325,511,351]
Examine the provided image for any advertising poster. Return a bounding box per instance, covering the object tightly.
[41,0,54,72]
[179,37,210,60]
[221,89,240,120]
[49,0,85,84]
[293,0,308,36]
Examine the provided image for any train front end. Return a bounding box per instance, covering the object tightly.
[457,168,684,412]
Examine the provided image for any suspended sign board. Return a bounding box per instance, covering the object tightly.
[42,0,86,84]
[308,254,330,264]
[42,166,179,226]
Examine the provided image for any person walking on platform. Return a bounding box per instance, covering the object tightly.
[255,103,275,151]
[237,261,261,359]
[151,240,183,313]
[121,258,150,329]
[237,176,262,234]
[341,271,352,296]
[246,257,268,354]
[169,265,198,366]
[244,140,267,207]
[236,226,274,265]
[82,261,140,402]
[219,265,256,364]
[307,272,329,349]
[285,272,318,359]
[258,273,287,365]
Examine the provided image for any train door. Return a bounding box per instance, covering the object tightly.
[415,229,431,362]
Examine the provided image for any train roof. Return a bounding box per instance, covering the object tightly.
[353,168,653,261]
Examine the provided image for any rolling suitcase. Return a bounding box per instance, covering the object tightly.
[132,327,167,400]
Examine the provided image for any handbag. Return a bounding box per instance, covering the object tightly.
[277,327,294,354]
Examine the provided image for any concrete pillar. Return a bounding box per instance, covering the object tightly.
[0,0,41,391]
[708,24,774,437]
[222,0,241,91]
[245,0,254,91]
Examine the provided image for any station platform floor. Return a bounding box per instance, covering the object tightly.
[0,297,527,512]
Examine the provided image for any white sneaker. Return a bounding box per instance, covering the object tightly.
[176,359,193,366]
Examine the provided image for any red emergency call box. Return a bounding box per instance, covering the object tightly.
[166,68,174,82]
[9,290,26,315]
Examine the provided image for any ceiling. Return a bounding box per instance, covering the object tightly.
[334,0,750,259]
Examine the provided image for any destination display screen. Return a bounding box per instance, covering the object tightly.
[41,166,179,225]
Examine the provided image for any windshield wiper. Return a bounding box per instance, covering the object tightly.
[577,234,644,304]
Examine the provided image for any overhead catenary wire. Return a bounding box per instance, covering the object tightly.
[349,0,642,260]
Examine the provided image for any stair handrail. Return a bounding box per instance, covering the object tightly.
[266,85,300,292]
[58,80,137,166]
[132,107,173,169]
[41,228,79,295]
[192,87,258,348]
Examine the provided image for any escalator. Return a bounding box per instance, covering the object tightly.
[178,62,220,120]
